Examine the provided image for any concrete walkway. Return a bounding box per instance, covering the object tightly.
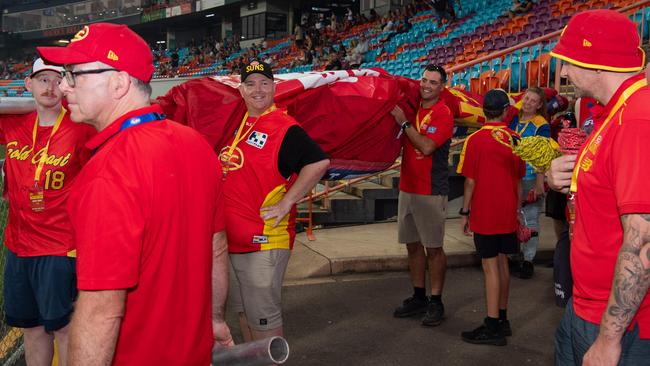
[286,216,558,281]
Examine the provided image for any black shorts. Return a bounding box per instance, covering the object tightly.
[545,189,567,221]
[3,250,77,331]
[473,232,518,259]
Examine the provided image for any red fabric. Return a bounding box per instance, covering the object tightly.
[0,110,94,257]
[457,123,525,235]
[37,23,154,82]
[67,105,218,364]
[399,100,453,195]
[156,70,407,179]
[222,109,298,253]
[571,74,650,338]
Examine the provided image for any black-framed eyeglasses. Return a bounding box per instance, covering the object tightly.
[61,68,117,87]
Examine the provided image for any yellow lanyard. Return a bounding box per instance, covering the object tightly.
[416,108,434,131]
[32,107,66,185]
[570,79,646,193]
[221,105,277,175]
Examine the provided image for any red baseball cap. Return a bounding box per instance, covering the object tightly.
[37,23,154,82]
[550,10,645,72]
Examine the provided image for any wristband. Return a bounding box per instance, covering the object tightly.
[459,208,470,216]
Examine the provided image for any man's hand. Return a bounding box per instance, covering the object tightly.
[582,336,622,366]
[545,155,577,194]
[260,199,293,228]
[213,320,235,348]
[390,105,407,126]
[461,215,471,236]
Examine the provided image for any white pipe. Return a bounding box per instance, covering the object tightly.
[212,336,289,366]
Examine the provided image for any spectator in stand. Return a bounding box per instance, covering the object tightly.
[294,24,304,48]
[507,0,534,18]
[324,52,342,71]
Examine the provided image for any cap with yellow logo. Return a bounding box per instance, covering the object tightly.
[36,22,154,82]
[550,9,645,72]
[240,60,274,82]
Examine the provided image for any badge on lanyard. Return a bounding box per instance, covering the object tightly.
[29,181,45,212]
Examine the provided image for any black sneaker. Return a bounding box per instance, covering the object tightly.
[518,260,534,279]
[393,296,428,318]
[421,301,444,327]
[499,320,512,337]
[461,323,507,346]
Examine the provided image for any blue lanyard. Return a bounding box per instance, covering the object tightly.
[119,112,166,131]
[94,112,166,155]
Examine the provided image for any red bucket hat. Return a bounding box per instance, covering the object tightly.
[37,23,154,82]
[550,9,645,72]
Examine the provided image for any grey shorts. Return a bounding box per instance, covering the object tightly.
[228,249,291,331]
[398,192,447,248]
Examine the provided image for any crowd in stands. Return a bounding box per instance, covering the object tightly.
[1,0,462,82]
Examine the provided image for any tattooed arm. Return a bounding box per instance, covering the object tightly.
[583,214,650,366]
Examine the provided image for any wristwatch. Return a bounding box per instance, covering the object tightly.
[459,208,470,216]
[400,121,411,132]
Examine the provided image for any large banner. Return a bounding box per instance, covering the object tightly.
[156,68,568,179]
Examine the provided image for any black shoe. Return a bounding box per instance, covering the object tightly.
[518,260,534,279]
[461,323,507,346]
[499,320,512,337]
[393,296,428,318]
[421,301,444,327]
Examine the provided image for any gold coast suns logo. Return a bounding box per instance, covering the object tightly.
[71,26,90,43]
[218,145,245,172]
[245,61,265,73]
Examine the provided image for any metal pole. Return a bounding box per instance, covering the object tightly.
[0,97,36,114]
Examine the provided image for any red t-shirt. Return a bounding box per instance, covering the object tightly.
[571,74,650,338]
[0,109,94,256]
[457,122,525,234]
[222,109,298,253]
[67,105,223,365]
[400,100,454,195]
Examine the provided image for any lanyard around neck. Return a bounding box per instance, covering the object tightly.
[416,108,434,131]
[570,78,646,193]
[224,105,277,160]
[32,107,66,184]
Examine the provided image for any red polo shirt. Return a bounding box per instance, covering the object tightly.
[400,99,454,195]
[571,74,650,338]
[456,122,525,234]
[67,105,223,365]
[0,110,94,257]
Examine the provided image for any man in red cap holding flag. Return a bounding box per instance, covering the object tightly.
[547,9,650,366]
[37,22,233,365]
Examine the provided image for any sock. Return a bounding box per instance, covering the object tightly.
[430,294,442,304]
[413,287,426,300]
[499,309,507,321]
[485,316,500,332]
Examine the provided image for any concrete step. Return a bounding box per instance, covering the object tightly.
[350,181,393,198]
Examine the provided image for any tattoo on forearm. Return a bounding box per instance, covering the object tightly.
[601,215,650,339]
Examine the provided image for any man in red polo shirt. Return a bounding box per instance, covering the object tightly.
[1,58,94,366]
[37,23,233,365]
[457,89,525,346]
[389,64,454,327]
[546,10,650,365]
[221,59,329,341]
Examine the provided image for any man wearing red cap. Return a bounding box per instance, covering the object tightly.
[0,58,94,366]
[547,9,650,365]
[37,23,233,365]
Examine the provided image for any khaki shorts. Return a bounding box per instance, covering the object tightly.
[398,191,447,248]
[228,249,291,331]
